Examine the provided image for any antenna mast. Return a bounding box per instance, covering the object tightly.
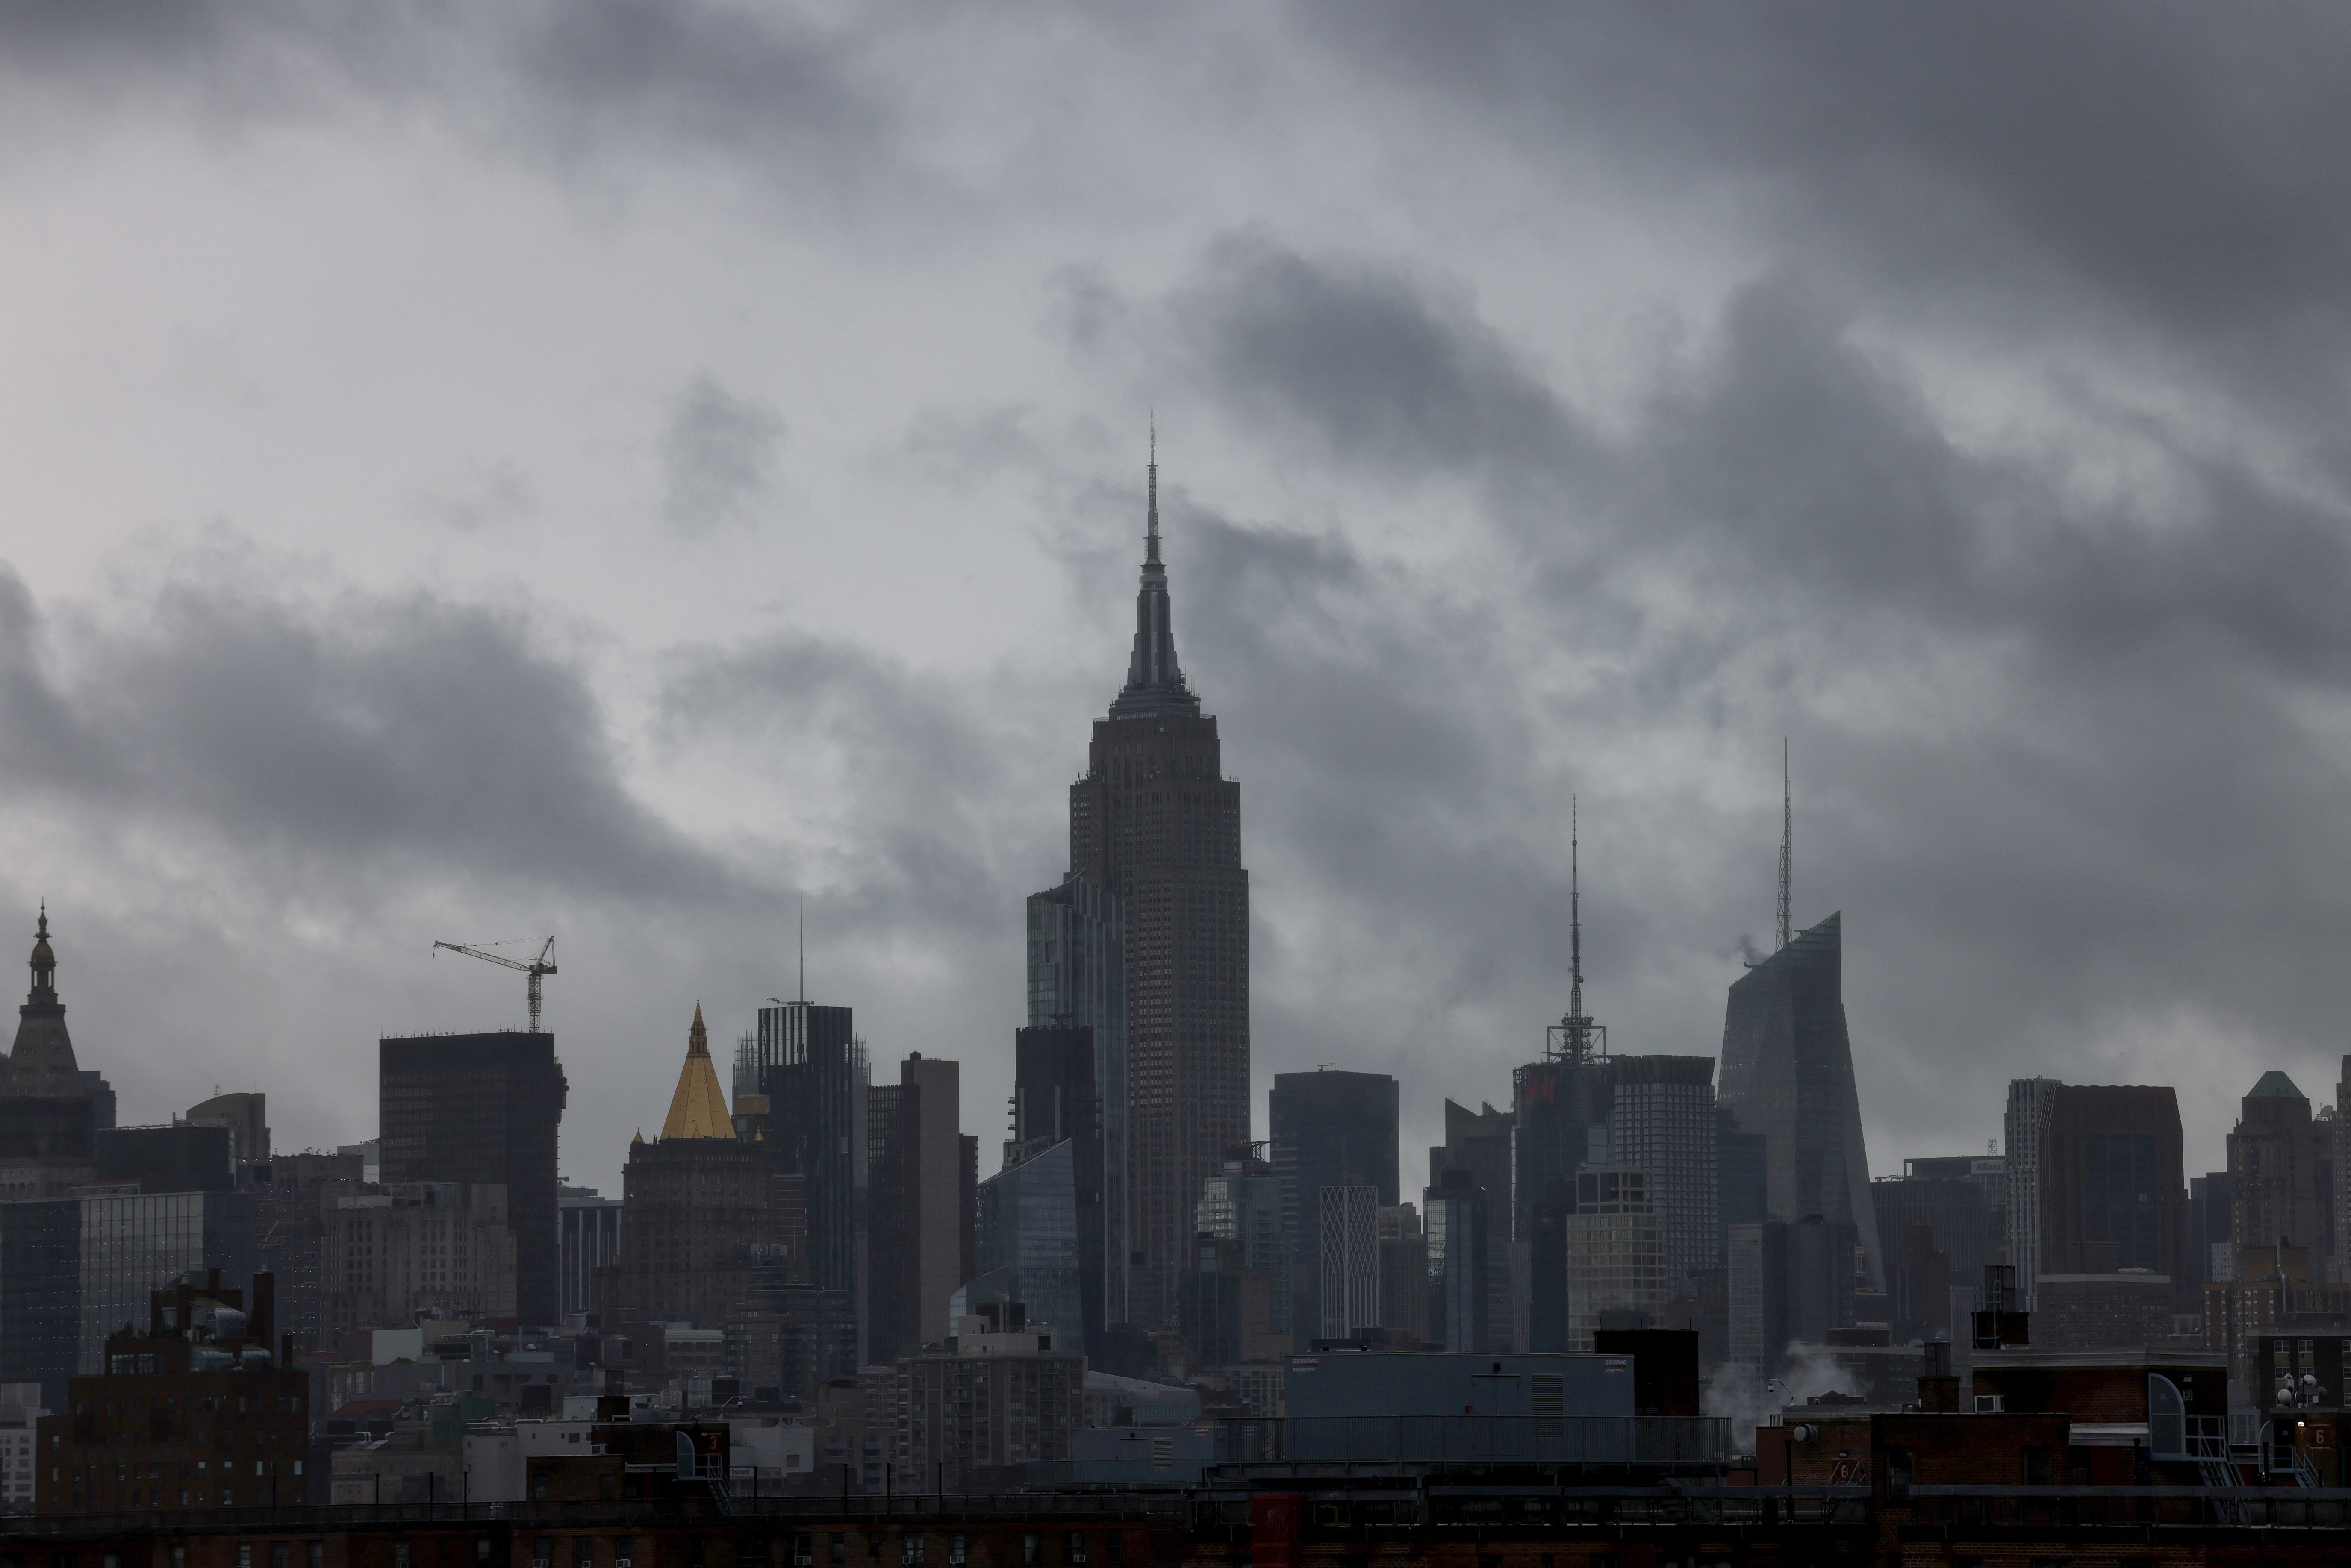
[1777,738,1792,951]
[797,891,807,1003]
[1547,797,1603,1063]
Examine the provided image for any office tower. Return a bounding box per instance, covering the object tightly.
[2189,1171,2233,1284]
[2035,1084,2183,1303]
[1610,1056,1718,1292]
[866,1053,966,1359]
[0,1189,255,1400]
[1562,1168,1667,1352]
[183,1092,268,1169]
[557,1185,622,1321]
[1527,1179,1573,1352]
[1194,1145,1288,1298]
[378,1029,566,1325]
[1716,912,1882,1291]
[1724,1212,1855,1382]
[1270,1069,1398,1344]
[1316,1185,1380,1339]
[968,1140,1083,1343]
[2339,1058,2351,1280]
[1429,1099,1515,1351]
[1177,1231,1290,1368]
[1065,440,1249,1324]
[320,1182,517,1342]
[1512,817,1614,1249]
[94,1124,233,1192]
[724,1270,858,1405]
[1715,1106,1767,1263]
[2229,1071,2327,1279]
[755,1000,863,1302]
[1026,874,1129,1327]
[1376,1203,1426,1346]
[1423,1166,1491,1353]
[1003,1025,1108,1353]
[2004,1077,2058,1309]
[0,912,97,1200]
[247,1148,367,1352]
[600,1008,781,1334]
[1870,1164,1993,1341]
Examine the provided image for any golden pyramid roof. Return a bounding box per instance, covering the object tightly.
[660,1002,732,1141]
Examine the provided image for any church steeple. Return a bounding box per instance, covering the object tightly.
[1109,420,1202,721]
[658,1002,732,1141]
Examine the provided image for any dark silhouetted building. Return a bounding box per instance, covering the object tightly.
[95,1123,233,1194]
[558,1184,622,1321]
[1611,1056,1718,1291]
[1424,1166,1491,1353]
[1715,1106,1767,1263]
[183,1092,268,1169]
[1270,1069,1397,1344]
[755,1000,862,1303]
[0,912,97,1201]
[1065,446,1248,1325]
[378,1027,566,1324]
[1025,874,1128,1327]
[1716,912,1882,1289]
[2230,1071,2327,1271]
[1377,1202,1426,1347]
[865,1052,966,1359]
[2037,1084,2183,1309]
[1429,1099,1514,1351]
[996,1026,1104,1352]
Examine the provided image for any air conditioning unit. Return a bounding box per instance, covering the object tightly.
[1974,1394,2004,1413]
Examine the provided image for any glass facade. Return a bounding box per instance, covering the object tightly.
[969,1139,1081,1343]
[1025,876,1127,1329]
[757,1003,863,1296]
[80,1192,253,1373]
[1715,913,1883,1291]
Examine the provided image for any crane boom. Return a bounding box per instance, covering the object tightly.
[432,936,557,1034]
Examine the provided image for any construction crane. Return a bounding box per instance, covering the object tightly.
[432,936,557,1034]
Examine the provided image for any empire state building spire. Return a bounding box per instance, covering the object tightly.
[1109,420,1202,721]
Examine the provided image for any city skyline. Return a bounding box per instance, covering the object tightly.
[0,7,2345,1202]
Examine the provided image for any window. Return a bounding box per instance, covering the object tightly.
[309,1548,323,1568]
[272,1547,289,1568]
[238,1548,252,1568]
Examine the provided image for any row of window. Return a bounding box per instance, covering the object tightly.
[78,1394,301,1418]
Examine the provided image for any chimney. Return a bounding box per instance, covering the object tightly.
[250,1271,275,1351]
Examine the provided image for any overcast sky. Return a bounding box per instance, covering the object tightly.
[3,2,2348,1196]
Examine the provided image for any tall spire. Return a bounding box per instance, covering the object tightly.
[1550,798,1600,1063]
[1109,419,1201,721]
[1146,409,1161,565]
[1777,738,1792,951]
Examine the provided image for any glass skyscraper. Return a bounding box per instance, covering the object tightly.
[1025,875,1128,1331]
[1715,912,1882,1291]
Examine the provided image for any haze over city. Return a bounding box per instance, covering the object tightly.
[3,2,2347,1197]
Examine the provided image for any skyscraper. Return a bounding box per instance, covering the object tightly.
[1715,912,1883,1291]
[2228,1071,2327,1271]
[378,1029,566,1324]
[1025,875,1128,1326]
[1609,1056,1719,1294]
[756,1000,863,1301]
[996,1025,1106,1352]
[1065,435,1249,1324]
[1315,1185,1380,1340]
[2004,1077,2059,1310]
[1270,1069,1398,1343]
[1423,1165,1491,1353]
[0,912,97,1201]
[2036,1084,2183,1283]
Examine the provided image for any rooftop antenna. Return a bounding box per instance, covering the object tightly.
[1777,737,1792,951]
[1547,797,1603,1063]
[797,891,807,1004]
[1146,409,1160,564]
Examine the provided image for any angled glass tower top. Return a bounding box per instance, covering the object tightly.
[1714,912,1883,1291]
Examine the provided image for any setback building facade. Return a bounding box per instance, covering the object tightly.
[1064,445,1249,1326]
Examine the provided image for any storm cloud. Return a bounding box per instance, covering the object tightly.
[0,2,2344,1188]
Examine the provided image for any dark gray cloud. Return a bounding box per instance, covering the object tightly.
[0,555,731,901]
[662,376,785,538]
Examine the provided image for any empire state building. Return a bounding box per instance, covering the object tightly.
[1066,438,1250,1326]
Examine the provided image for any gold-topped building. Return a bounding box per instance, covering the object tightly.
[595,1006,801,1347]
[661,1004,731,1141]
